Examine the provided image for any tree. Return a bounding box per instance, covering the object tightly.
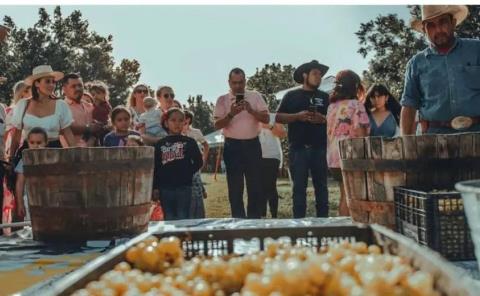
[356,5,480,98]
[247,63,296,111]
[185,95,215,135]
[0,6,141,107]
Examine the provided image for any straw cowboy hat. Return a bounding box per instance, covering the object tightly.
[410,5,469,32]
[0,25,10,42]
[293,60,329,84]
[24,65,64,86]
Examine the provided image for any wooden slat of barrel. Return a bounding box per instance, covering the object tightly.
[402,135,418,186]
[366,137,385,202]
[342,138,368,222]
[473,133,480,179]
[341,132,480,229]
[23,147,154,241]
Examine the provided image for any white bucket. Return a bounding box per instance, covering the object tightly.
[455,180,480,271]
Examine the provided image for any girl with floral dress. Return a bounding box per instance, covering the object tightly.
[326,70,370,216]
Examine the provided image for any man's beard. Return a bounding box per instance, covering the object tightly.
[306,79,320,89]
[432,32,454,48]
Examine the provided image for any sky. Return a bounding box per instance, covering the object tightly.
[0,5,411,103]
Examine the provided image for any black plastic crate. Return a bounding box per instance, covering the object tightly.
[394,187,475,261]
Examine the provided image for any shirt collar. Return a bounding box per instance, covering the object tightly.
[424,37,460,57]
[65,97,81,105]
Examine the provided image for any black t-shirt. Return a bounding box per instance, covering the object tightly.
[153,135,203,189]
[277,88,329,149]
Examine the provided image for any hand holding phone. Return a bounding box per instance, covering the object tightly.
[235,93,245,104]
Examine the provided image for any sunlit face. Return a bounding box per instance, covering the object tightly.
[91,89,106,102]
[27,133,47,149]
[134,86,148,100]
[158,88,175,111]
[370,92,387,109]
[113,111,131,132]
[23,86,32,98]
[63,78,84,101]
[34,76,56,97]
[229,73,246,95]
[166,111,185,134]
[423,14,456,48]
[304,68,322,88]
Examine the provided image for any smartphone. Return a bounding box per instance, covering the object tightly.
[235,93,245,104]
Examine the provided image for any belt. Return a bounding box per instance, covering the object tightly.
[420,116,480,132]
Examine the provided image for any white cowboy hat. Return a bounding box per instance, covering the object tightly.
[411,5,469,32]
[24,65,64,86]
[0,25,10,42]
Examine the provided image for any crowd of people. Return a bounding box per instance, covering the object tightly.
[1,5,479,227]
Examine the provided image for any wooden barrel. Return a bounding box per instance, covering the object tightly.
[23,147,154,241]
[339,132,480,229]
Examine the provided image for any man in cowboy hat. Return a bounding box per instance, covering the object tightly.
[276,60,329,218]
[400,5,480,135]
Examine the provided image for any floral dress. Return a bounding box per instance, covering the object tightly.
[326,99,370,169]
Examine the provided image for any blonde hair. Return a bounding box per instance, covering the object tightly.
[143,96,157,109]
[127,83,150,108]
[12,80,30,106]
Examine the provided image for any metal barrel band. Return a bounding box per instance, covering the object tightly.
[347,199,395,212]
[340,157,480,172]
[29,203,151,218]
[23,159,153,176]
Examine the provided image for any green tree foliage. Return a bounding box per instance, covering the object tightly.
[247,63,296,111]
[356,5,480,98]
[185,95,215,135]
[0,6,141,107]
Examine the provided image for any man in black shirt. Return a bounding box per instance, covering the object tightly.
[276,60,330,218]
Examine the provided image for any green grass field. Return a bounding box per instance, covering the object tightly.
[202,173,340,218]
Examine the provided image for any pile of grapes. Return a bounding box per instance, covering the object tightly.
[72,235,438,296]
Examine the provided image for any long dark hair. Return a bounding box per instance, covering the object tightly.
[329,70,364,103]
[364,84,401,124]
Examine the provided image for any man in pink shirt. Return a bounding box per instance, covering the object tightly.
[214,68,269,218]
[62,73,102,147]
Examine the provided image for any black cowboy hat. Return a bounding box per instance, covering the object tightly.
[293,60,329,84]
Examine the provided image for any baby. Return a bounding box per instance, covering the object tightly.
[138,96,167,138]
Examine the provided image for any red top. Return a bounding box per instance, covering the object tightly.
[92,101,112,124]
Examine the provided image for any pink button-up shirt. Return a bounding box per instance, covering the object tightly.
[214,90,268,140]
[64,97,94,147]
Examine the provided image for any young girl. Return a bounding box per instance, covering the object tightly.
[153,108,203,220]
[364,84,401,137]
[15,127,48,221]
[326,70,370,216]
[86,81,112,146]
[103,106,140,147]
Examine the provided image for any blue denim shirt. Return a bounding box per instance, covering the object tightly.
[401,38,480,121]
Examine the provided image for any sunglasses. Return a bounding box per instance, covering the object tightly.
[163,93,175,99]
[135,88,148,94]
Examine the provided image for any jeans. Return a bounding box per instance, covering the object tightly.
[160,186,192,220]
[289,146,329,218]
[260,158,280,218]
[223,137,264,219]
